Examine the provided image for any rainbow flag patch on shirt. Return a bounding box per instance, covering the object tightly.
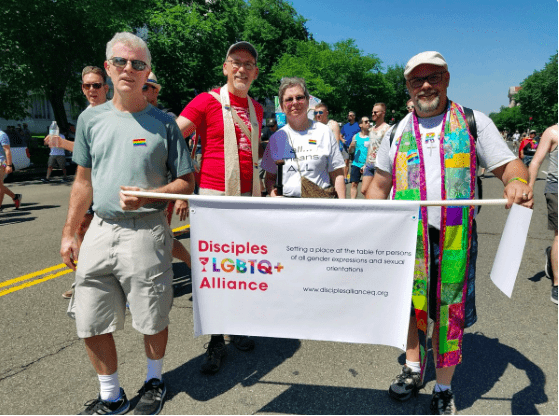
[133,139,147,147]
[309,139,317,145]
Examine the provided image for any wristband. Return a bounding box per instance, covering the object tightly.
[507,177,527,185]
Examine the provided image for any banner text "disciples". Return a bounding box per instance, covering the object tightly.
[199,240,268,257]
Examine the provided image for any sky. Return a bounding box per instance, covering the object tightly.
[286,0,558,115]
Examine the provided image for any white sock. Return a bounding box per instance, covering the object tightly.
[434,383,451,392]
[98,372,121,402]
[405,359,421,373]
[146,358,164,382]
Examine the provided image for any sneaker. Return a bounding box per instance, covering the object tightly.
[134,378,166,415]
[545,246,552,279]
[200,340,227,374]
[13,194,22,209]
[62,289,74,299]
[552,286,558,305]
[430,389,456,415]
[79,388,130,415]
[388,365,422,401]
[229,335,255,352]
[41,178,50,183]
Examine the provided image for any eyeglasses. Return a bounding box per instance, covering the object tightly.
[407,105,415,110]
[227,60,256,71]
[314,110,324,116]
[142,84,157,92]
[372,111,384,115]
[283,95,307,104]
[109,57,148,71]
[82,83,104,90]
[407,71,447,89]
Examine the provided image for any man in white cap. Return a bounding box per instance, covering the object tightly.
[176,41,263,375]
[366,51,533,414]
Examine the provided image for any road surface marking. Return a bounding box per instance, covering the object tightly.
[0,224,190,297]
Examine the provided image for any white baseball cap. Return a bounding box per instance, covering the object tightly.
[404,51,448,79]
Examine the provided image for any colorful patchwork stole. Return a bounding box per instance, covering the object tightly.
[392,101,476,378]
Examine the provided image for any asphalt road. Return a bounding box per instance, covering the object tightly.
[0,160,556,415]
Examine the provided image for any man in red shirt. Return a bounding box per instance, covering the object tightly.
[176,41,263,374]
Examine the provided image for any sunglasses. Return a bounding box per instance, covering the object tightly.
[407,106,415,110]
[284,95,307,104]
[109,57,148,71]
[407,71,446,89]
[372,111,384,115]
[142,84,157,91]
[82,83,104,90]
[314,110,325,116]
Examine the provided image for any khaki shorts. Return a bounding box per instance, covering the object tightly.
[70,212,174,338]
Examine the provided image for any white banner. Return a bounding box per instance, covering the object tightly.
[189,197,419,351]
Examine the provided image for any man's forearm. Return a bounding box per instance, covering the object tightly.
[496,159,529,185]
[63,179,93,238]
[143,173,195,202]
[3,146,12,165]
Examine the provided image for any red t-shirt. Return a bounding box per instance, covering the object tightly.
[181,89,263,193]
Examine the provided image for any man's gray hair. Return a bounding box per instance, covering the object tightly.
[278,77,310,109]
[106,32,151,67]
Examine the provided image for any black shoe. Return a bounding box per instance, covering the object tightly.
[79,388,130,415]
[388,365,422,401]
[13,194,22,209]
[430,389,456,415]
[552,286,558,305]
[41,178,50,183]
[134,378,166,415]
[229,335,255,352]
[200,340,227,374]
[545,246,553,279]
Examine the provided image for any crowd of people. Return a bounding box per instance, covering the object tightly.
[1,33,556,416]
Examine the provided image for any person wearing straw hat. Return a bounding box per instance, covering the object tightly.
[366,51,533,415]
[176,41,264,375]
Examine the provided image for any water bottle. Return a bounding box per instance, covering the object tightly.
[49,121,59,148]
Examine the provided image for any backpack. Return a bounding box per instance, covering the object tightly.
[388,107,483,202]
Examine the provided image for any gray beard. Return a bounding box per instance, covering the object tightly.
[416,95,440,114]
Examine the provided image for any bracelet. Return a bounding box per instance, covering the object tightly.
[507,177,527,185]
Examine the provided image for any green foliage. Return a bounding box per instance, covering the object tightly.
[0,0,153,127]
[147,0,309,112]
[271,39,395,121]
[489,105,527,133]
[383,64,410,123]
[514,53,558,132]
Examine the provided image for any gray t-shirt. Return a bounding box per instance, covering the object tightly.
[376,107,516,228]
[73,101,194,219]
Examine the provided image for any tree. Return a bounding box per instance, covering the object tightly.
[146,0,309,112]
[0,0,153,130]
[271,39,389,120]
[515,53,558,132]
[489,106,527,133]
[382,64,409,124]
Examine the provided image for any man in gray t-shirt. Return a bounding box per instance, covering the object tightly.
[61,32,194,415]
